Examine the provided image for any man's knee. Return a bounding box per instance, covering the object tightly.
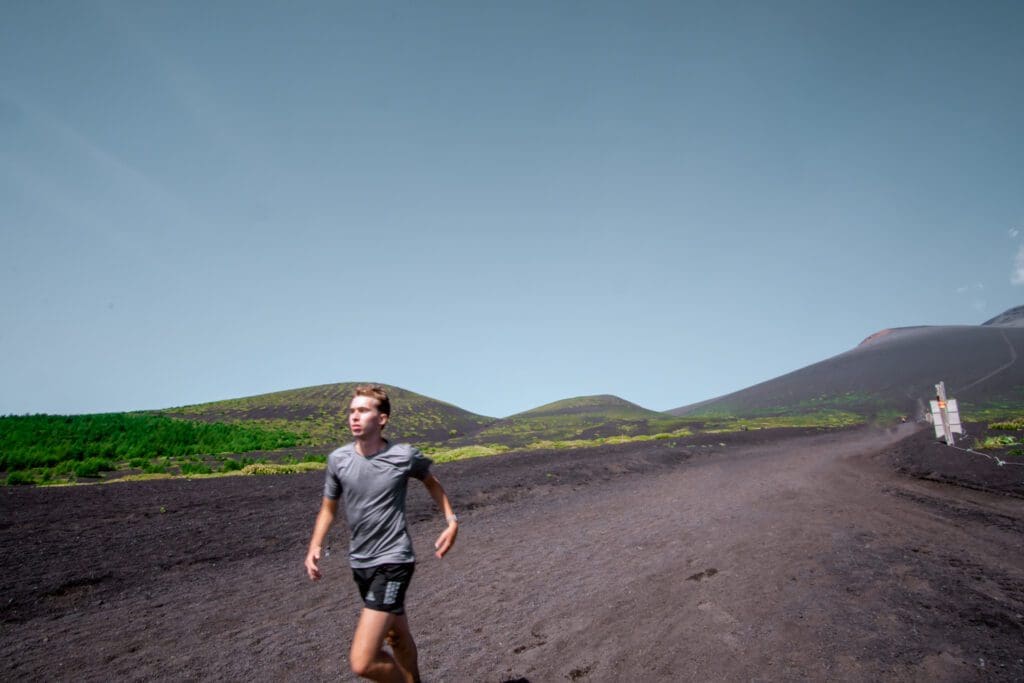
[349,643,381,678]
[350,651,377,678]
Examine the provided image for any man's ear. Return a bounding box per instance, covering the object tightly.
[378,412,389,429]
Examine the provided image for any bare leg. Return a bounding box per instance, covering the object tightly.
[387,613,420,683]
[349,609,404,683]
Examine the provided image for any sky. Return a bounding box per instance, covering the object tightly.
[2,1,1023,419]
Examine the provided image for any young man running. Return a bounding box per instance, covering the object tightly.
[305,385,458,683]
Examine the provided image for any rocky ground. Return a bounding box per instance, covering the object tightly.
[2,423,1022,681]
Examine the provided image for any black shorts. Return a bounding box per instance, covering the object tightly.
[351,563,415,615]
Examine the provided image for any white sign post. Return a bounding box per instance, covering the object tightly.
[929,381,962,445]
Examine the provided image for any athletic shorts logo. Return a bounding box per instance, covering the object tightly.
[383,581,401,605]
[365,591,376,602]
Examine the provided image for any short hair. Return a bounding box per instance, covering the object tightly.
[352,384,391,417]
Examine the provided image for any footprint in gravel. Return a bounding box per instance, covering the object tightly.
[513,628,548,654]
[513,641,546,654]
[568,664,594,680]
[687,568,719,581]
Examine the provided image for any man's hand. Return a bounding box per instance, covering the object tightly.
[305,498,337,580]
[305,547,322,580]
[434,522,458,559]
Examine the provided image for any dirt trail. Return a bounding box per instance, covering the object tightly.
[2,424,1022,681]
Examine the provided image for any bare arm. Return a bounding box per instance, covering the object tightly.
[304,497,338,580]
[421,473,458,558]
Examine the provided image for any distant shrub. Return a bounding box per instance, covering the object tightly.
[990,417,1024,430]
[432,445,509,463]
[221,457,257,472]
[302,453,326,463]
[73,458,115,478]
[975,435,1018,450]
[239,462,323,475]
[55,461,77,474]
[109,472,172,483]
[180,462,212,475]
[128,457,147,468]
[6,471,36,485]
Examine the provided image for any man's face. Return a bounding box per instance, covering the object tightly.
[348,395,388,438]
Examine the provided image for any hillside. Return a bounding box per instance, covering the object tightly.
[983,304,1024,327]
[11,305,1024,486]
[671,307,1024,420]
[446,394,693,448]
[159,382,496,445]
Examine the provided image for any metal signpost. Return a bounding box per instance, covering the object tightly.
[929,381,962,445]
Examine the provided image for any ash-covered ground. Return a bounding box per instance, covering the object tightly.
[2,424,1022,681]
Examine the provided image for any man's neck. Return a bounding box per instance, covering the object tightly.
[355,435,387,457]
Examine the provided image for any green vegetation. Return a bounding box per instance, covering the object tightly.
[110,460,325,483]
[959,392,1024,423]
[967,413,1024,456]
[427,444,510,463]
[5,470,36,485]
[1,389,876,486]
[694,410,864,431]
[989,416,1024,430]
[455,395,698,448]
[0,413,306,473]
[235,461,324,475]
[179,462,212,475]
[71,457,117,478]
[426,413,860,464]
[974,435,1018,450]
[0,413,309,484]
[162,382,495,445]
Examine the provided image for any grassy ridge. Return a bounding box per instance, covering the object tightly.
[161,382,495,444]
[452,395,698,448]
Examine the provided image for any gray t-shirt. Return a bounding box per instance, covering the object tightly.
[323,441,432,568]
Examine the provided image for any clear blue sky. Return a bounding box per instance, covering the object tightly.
[2,1,1022,418]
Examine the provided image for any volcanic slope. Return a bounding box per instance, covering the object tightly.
[447,394,692,448]
[159,382,495,445]
[4,424,1023,680]
[671,306,1024,420]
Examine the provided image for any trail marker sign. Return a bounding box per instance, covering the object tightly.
[929,381,962,445]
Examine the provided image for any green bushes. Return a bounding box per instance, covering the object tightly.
[221,457,255,472]
[0,413,306,472]
[6,470,36,485]
[238,462,323,475]
[975,435,1018,449]
[72,458,116,478]
[990,417,1024,430]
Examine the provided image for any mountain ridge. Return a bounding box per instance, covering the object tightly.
[670,311,1024,418]
[156,306,1024,436]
